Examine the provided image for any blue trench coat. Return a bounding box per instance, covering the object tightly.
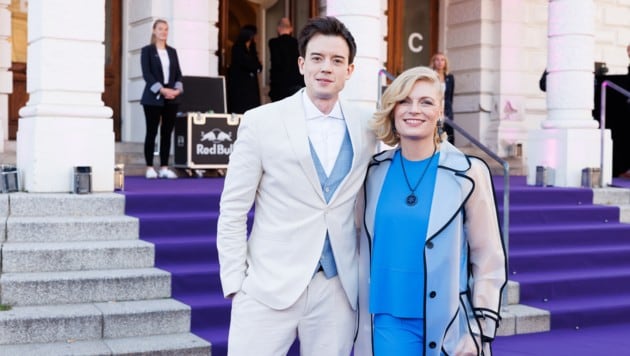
[354,142,507,356]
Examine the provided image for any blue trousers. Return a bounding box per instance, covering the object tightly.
[373,313,425,356]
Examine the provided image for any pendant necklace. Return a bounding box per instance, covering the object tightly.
[400,146,437,206]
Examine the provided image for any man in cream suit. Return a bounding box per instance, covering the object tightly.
[217,16,377,356]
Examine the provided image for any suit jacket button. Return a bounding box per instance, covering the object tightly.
[426,241,434,249]
[429,342,437,348]
[429,291,437,298]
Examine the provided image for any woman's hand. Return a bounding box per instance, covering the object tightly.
[160,88,180,100]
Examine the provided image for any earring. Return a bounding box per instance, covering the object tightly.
[437,118,444,136]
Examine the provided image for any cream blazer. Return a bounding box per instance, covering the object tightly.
[217,89,377,310]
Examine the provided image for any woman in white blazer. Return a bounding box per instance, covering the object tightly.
[355,66,507,356]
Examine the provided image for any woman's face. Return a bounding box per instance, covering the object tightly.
[153,22,169,42]
[432,55,446,71]
[393,80,442,144]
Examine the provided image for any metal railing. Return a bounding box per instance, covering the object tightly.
[377,69,511,301]
[599,80,630,187]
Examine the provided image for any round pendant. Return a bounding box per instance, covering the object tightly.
[406,194,417,206]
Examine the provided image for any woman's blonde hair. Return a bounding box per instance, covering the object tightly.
[430,52,450,74]
[150,19,169,45]
[371,66,446,147]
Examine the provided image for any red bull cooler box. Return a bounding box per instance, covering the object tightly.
[174,112,241,169]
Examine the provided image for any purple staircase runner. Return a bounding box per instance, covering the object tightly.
[123,177,231,356]
[493,176,630,355]
[122,175,630,356]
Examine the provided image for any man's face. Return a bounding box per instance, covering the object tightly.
[298,34,354,104]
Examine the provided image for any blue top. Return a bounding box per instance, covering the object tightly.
[370,150,439,318]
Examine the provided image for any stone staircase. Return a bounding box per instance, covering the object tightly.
[0,193,211,355]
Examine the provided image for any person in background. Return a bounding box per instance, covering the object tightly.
[140,19,183,179]
[227,25,262,114]
[217,16,377,356]
[539,69,548,92]
[430,52,455,144]
[355,66,507,356]
[268,17,304,102]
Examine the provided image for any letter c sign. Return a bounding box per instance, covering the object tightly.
[408,32,423,53]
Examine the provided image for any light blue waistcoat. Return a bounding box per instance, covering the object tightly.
[309,128,353,278]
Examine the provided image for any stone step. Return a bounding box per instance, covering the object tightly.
[1,240,155,272]
[620,205,630,224]
[0,299,191,345]
[505,280,519,305]
[0,332,210,355]
[497,303,550,336]
[8,192,126,217]
[592,188,630,223]
[0,268,171,306]
[593,187,630,205]
[496,280,550,336]
[115,142,149,177]
[6,215,138,242]
[1,141,152,177]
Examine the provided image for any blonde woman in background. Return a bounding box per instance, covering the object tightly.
[430,52,455,144]
[140,19,183,179]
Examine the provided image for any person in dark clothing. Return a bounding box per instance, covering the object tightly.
[539,69,548,92]
[430,52,455,144]
[227,25,262,114]
[140,19,183,179]
[268,17,304,102]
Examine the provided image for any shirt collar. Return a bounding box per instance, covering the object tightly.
[302,91,344,120]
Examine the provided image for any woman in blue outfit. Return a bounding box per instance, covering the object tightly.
[140,19,183,179]
[355,66,507,356]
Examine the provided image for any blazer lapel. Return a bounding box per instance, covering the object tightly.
[281,90,325,202]
[325,98,364,204]
[427,144,473,239]
[365,150,395,242]
[341,100,363,169]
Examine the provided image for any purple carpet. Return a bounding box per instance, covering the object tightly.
[121,175,630,356]
[612,176,630,189]
[492,176,630,355]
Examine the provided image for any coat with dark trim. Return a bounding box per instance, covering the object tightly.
[354,141,507,356]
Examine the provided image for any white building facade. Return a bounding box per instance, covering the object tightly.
[1,0,629,191]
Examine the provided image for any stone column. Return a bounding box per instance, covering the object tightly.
[526,0,612,187]
[16,0,114,192]
[326,0,384,110]
[0,0,11,151]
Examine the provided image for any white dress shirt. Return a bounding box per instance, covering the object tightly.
[157,48,170,84]
[302,92,346,176]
